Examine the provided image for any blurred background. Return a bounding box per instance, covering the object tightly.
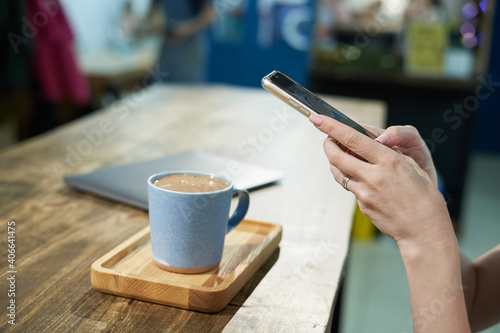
[1,0,499,332]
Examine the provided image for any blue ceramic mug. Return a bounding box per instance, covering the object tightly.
[147,171,250,274]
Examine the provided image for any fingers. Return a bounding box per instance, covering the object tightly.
[403,155,431,182]
[310,114,391,164]
[375,125,422,148]
[329,164,359,193]
[323,136,370,181]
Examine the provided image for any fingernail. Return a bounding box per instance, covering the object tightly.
[309,114,323,126]
[375,133,390,144]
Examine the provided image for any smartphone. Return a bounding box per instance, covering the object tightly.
[261,70,377,139]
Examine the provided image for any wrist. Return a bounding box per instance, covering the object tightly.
[397,231,459,264]
[395,196,456,260]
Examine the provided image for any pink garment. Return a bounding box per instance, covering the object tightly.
[25,0,90,105]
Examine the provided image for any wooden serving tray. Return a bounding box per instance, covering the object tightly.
[91,219,282,313]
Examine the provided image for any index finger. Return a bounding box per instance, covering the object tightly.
[309,114,389,164]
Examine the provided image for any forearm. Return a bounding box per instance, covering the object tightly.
[399,237,470,332]
[308,115,478,331]
[469,245,500,332]
[460,250,476,315]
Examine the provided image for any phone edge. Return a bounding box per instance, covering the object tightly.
[262,71,378,140]
[261,73,317,119]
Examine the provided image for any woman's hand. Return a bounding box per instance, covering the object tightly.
[309,114,453,249]
[310,115,471,332]
[363,124,438,187]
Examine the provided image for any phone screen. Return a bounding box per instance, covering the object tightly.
[267,72,377,139]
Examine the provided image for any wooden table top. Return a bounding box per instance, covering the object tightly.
[0,84,386,332]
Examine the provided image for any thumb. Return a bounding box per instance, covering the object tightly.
[375,126,421,148]
[375,132,391,145]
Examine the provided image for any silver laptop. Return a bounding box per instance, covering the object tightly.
[64,151,284,210]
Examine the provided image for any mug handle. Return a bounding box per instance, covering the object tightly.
[226,188,250,233]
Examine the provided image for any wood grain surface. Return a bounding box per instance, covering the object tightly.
[0,84,386,332]
[91,220,282,313]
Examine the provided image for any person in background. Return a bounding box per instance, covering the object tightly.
[119,1,140,42]
[308,113,500,332]
[150,0,215,83]
[25,0,90,135]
